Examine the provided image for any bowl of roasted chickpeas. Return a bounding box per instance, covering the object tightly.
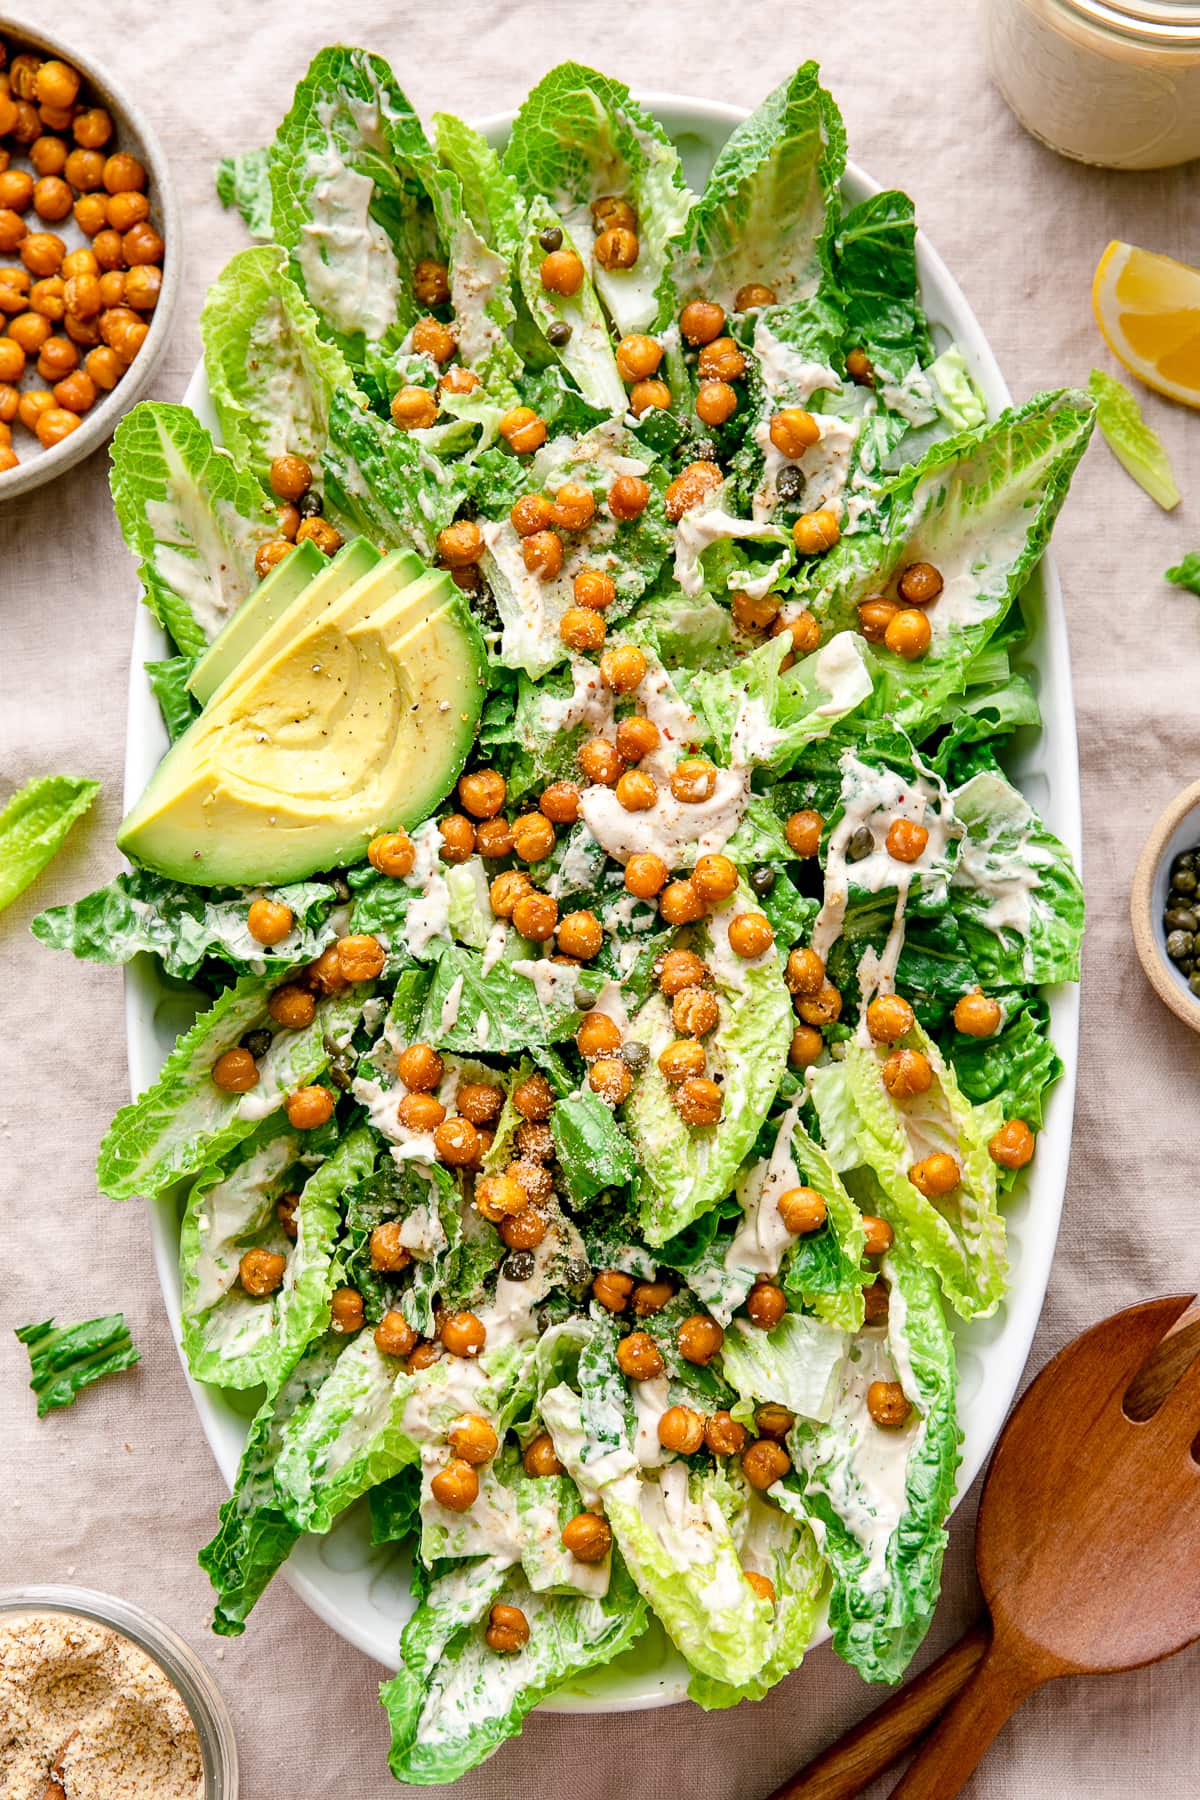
[0,18,179,497]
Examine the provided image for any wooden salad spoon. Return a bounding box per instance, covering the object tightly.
[771,1294,1200,1800]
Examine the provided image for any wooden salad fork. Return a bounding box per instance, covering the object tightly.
[771,1294,1200,1800]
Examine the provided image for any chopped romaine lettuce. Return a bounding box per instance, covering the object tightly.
[15,1314,139,1416]
[0,775,98,913]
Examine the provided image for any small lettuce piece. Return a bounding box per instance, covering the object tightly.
[144,656,201,743]
[181,1128,375,1390]
[550,1091,638,1205]
[199,1335,343,1634]
[784,1118,868,1330]
[201,245,361,491]
[382,1556,647,1785]
[540,1384,772,1685]
[416,943,583,1052]
[32,868,337,979]
[626,893,793,1246]
[1088,367,1180,510]
[322,387,469,561]
[215,147,273,239]
[368,1463,422,1545]
[434,113,522,258]
[15,1314,139,1416]
[96,979,365,1202]
[811,1022,1006,1319]
[110,402,278,656]
[926,631,1041,770]
[676,63,846,311]
[0,775,98,912]
[1166,552,1200,595]
[950,753,1084,984]
[835,190,931,389]
[928,347,987,432]
[626,585,735,671]
[503,63,692,333]
[690,629,873,772]
[515,196,625,414]
[788,1232,960,1682]
[719,1312,848,1421]
[806,390,1095,737]
[689,1488,829,1707]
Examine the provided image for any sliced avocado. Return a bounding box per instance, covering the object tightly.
[187,538,393,706]
[118,554,487,887]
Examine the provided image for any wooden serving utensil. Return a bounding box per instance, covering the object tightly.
[771,1295,1200,1800]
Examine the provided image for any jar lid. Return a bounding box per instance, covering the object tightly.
[1066,0,1200,42]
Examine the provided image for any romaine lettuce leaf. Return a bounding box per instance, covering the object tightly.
[15,1314,139,1416]
[1166,552,1200,595]
[434,113,522,259]
[0,774,98,913]
[215,146,273,239]
[110,402,278,657]
[787,1230,960,1682]
[503,63,692,333]
[835,190,931,391]
[946,995,1061,1191]
[32,867,337,979]
[416,943,583,1053]
[550,1090,638,1204]
[322,386,470,561]
[144,656,201,743]
[514,195,625,414]
[96,978,365,1202]
[690,628,873,772]
[719,1312,848,1421]
[367,1463,422,1544]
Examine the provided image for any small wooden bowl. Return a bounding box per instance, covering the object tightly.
[1131,779,1200,1033]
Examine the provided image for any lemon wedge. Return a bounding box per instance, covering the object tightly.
[1092,240,1200,409]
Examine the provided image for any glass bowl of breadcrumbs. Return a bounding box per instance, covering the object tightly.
[0,1585,237,1798]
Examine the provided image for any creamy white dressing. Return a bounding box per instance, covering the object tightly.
[144,460,262,644]
[480,918,509,975]
[877,359,939,428]
[951,769,1053,951]
[812,631,876,719]
[673,489,787,601]
[294,95,401,341]
[752,319,841,405]
[724,1091,807,1283]
[191,1135,296,1310]
[590,979,630,1034]
[631,1375,672,1468]
[510,956,580,1012]
[438,973,465,1034]
[751,411,856,523]
[402,819,453,958]
[902,475,1038,643]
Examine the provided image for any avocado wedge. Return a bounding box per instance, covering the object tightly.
[119,548,487,886]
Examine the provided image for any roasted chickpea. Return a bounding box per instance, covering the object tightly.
[697,336,746,381]
[366,829,415,879]
[882,1046,933,1099]
[884,608,932,660]
[434,1117,483,1168]
[70,183,108,231]
[0,382,16,423]
[391,384,438,430]
[734,281,777,311]
[84,343,120,388]
[490,869,533,918]
[777,1185,827,1235]
[909,1153,961,1199]
[867,1380,912,1428]
[769,407,821,458]
[557,909,603,959]
[989,1119,1035,1169]
[561,1512,612,1563]
[549,480,596,531]
[579,738,624,787]
[613,768,655,813]
[616,333,662,382]
[0,445,20,470]
[69,103,112,148]
[523,1432,563,1478]
[440,1310,487,1358]
[742,1437,791,1489]
[476,816,515,858]
[101,151,146,195]
[704,1409,747,1455]
[677,1313,723,1367]
[336,933,385,983]
[753,1404,796,1442]
[597,648,646,700]
[745,1570,777,1605]
[21,232,64,277]
[396,1043,444,1093]
[658,1405,705,1454]
[522,528,564,579]
[592,1269,634,1314]
[296,517,342,557]
[10,102,39,147]
[286,1085,335,1130]
[865,994,916,1044]
[513,1072,555,1121]
[796,981,843,1027]
[573,567,615,611]
[858,596,900,643]
[514,1121,555,1165]
[589,1056,632,1104]
[431,1458,479,1512]
[63,272,100,321]
[591,194,637,233]
[884,821,928,868]
[91,229,123,271]
[36,335,76,381]
[595,225,638,269]
[34,60,80,110]
[844,345,874,386]
[746,1281,787,1330]
[695,377,740,423]
[268,984,316,1030]
[727,912,774,959]
[500,1205,548,1250]
[485,1602,530,1654]
[30,136,68,179]
[898,561,944,606]
[954,988,1003,1037]
[242,897,292,948]
[862,1215,895,1258]
[672,987,720,1037]
[680,298,725,345]
[108,190,150,233]
[770,608,820,664]
[624,852,669,900]
[0,211,27,256]
[731,588,781,632]
[784,948,824,999]
[540,248,585,295]
[512,890,559,942]
[559,606,606,652]
[793,507,841,555]
[64,146,104,191]
[658,1038,706,1083]
[212,1048,258,1093]
[666,758,714,805]
[32,177,71,223]
[439,813,476,863]
[0,169,33,212]
[499,405,548,454]
[631,1278,674,1318]
[0,337,22,382]
[368,1220,411,1274]
[307,944,348,996]
[398,1092,446,1132]
[674,1076,723,1125]
[444,1413,498,1467]
[375,1310,419,1358]
[510,492,553,537]
[539,780,581,825]
[448,772,504,829]
[616,1330,664,1381]
[16,388,53,431]
[456,1083,503,1129]
[629,377,670,417]
[239,1248,286,1296]
[658,879,705,925]
[663,459,723,522]
[608,473,651,520]
[475,1173,526,1223]
[439,362,479,395]
[274,1192,299,1240]
[690,853,736,904]
[411,314,456,363]
[785,809,824,858]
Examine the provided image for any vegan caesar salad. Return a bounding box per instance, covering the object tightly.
[34,48,1091,1782]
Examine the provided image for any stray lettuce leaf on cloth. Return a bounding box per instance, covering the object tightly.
[15,1314,139,1416]
[1166,552,1200,595]
[0,775,98,913]
[1088,367,1180,511]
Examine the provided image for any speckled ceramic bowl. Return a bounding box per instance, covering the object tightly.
[0,18,180,499]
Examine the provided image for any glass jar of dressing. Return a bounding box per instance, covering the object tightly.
[985,1,1200,168]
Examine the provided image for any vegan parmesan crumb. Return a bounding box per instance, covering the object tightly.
[0,1613,203,1799]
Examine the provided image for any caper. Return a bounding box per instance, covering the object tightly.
[1165,908,1199,933]
[776,465,805,504]
[241,1028,272,1060]
[297,489,324,519]
[1174,852,1196,874]
[504,1250,536,1282]
[1190,972,1200,997]
[621,1040,649,1071]
[1171,868,1197,895]
[749,864,776,896]
[538,225,563,253]
[692,437,719,464]
[1181,959,1195,977]
[547,320,572,347]
[1166,929,1194,963]
[328,1054,356,1091]
[846,825,875,863]
[564,1256,592,1286]
[573,985,599,1010]
[318,871,352,901]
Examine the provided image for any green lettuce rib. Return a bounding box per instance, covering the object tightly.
[0,774,98,913]
[15,1314,139,1416]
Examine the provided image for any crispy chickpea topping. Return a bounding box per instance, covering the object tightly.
[777,1186,828,1236]
[867,1381,912,1428]
[658,1405,705,1453]
[616,1330,664,1380]
[239,1248,286,1297]
[608,473,650,519]
[562,1512,612,1563]
[989,1118,1035,1169]
[954,988,1003,1037]
[909,1152,961,1198]
[865,994,916,1043]
[680,299,725,344]
[486,1602,530,1653]
[523,1432,563,1477]
[882,1047,934,1098]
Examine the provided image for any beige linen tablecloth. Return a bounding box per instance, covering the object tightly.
[4,1,1200,1793]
